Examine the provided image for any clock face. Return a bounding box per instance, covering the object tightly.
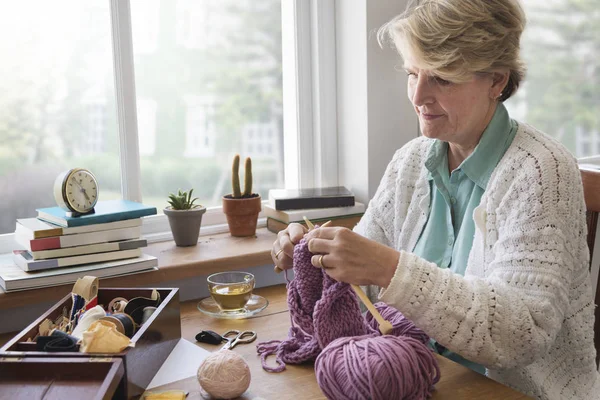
[61,168,99,213]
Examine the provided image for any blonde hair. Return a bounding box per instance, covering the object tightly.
[378,0,526,101]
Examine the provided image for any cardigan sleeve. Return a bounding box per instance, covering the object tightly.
[379,146,588,369]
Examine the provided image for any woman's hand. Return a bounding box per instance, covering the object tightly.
[304,227,399,287]
[271,223,308,271]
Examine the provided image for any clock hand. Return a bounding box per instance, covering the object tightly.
[71,177,91,202]
[71,177,83,190]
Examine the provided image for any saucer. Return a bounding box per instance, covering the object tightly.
[197,294,269,319]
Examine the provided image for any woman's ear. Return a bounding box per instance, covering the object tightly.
[490,71,510,99]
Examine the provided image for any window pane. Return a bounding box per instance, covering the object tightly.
[0,1,120,234]
[131,0,284,212]
[505,0,599,158]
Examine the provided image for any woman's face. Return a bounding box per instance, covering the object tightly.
[405,61,499,146]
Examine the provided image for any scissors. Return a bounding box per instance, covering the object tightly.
[219,329,257,350]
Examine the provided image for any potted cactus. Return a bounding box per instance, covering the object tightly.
[164,189,207,246]
[222,154,261,237]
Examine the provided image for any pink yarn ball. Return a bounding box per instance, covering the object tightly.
[315,335,440,400]
[197,350,251,399]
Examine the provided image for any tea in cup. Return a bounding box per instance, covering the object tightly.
[207,271,255,311]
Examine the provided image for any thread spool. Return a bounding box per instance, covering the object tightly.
[100,316,126,336]
[108,297,129,313]
[141,306,157,324]
[197,350,251,399]
[112,313,136,338]
[315,335,440,400]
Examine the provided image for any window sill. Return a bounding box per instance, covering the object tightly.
[0,228,277,311]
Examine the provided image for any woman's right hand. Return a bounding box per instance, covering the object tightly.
[271,223,308,271]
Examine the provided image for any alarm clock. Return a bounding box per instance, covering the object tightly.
[53,168,99,216]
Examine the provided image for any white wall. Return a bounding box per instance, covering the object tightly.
[335,0,418,203]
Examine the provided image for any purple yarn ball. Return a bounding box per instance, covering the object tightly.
[315,335,440,400]
[365,303,430,345]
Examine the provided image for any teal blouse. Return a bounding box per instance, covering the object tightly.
[412,103,517,374]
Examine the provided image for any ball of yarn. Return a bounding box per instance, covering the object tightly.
[197,350,251,399]
[365,302,429,345]
[315,335,440,400]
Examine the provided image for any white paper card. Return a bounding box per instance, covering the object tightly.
[146,338,211,390]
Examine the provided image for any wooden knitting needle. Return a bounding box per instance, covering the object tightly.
[351,284,393,335]
[297,218,392,334]
[303,216,315,230]
[273,219,332,274]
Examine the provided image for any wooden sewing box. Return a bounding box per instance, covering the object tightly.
[0,287,181,399]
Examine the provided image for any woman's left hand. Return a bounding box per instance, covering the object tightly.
[304,227,400,288]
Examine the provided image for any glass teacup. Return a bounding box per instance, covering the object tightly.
[207,271,255,311]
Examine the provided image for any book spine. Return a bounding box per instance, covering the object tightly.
[30,237,61,251]
[24,227,141,251]
[59,227,141,248]
[62,217,142,235]
[30,239,147,260]
[65,208,155,227]
[13,251,59,272]
[273,196,355,211]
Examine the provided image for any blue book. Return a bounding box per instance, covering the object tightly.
[36,200,157,227]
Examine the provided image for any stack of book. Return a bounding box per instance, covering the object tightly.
[264,186,366,233]
[1,200,158,292]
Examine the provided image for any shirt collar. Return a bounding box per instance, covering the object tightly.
[424,103,515,188]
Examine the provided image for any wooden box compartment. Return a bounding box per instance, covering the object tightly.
[0,357,126,400]
[0,288,181,399]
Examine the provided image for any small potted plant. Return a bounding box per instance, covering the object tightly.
[164,189,207,246]
[222,154,261,237]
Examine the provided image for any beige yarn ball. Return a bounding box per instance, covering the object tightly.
[197,350,251,399]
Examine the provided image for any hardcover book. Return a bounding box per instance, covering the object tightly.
[268,186,355,210]
[13,248,142,272]
[27,239,147,260]
[0,253,158,292]
[262,202,366,224]
[36,200,157,227]
[16,217,142,239]
[15,226,141,252]
[266,214,363,234]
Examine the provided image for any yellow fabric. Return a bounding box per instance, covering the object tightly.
[80,320,130,353]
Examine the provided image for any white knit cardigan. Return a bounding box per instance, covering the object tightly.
[355,123,600,399]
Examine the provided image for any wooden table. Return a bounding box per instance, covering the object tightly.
[150,284,530,400]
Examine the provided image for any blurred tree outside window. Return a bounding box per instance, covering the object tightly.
[0,0,284,235]
[0,1,121,235]
[131,0,284,213]
[505,0,600,158]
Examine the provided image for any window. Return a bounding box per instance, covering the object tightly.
[505,0,599,158]
[0,1,121,235]
[131,0,284,213]
[0,0,334,245]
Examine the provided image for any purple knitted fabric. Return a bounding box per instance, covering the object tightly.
[257,237,430,372]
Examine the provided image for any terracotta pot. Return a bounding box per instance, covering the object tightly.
[164,206,207,246]
[222,194,262,237]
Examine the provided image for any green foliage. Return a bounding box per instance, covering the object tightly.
[232,154,242,198]
[167,188,201,210]
[231,154,254,198]
[242,156,252,197]
[515,0,600,154]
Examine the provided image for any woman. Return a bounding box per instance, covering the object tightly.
[271,0,600,399]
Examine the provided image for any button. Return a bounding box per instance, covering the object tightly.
[450,197,456,204]
[447,238,453,246]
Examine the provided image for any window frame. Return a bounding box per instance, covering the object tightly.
[0,0,338,250]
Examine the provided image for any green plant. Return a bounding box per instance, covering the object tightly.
[167,189,201,210]
[231,154,253,198]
